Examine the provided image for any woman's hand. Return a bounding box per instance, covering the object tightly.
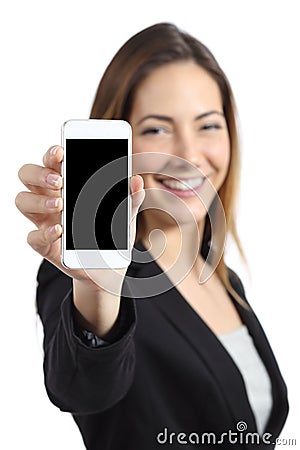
[16,145,145,293]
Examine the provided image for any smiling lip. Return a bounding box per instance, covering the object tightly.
[156,176,207,198]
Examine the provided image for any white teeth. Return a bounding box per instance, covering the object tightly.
[160,177,204,191]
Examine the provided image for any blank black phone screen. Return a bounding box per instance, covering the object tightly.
[65,138,128,250]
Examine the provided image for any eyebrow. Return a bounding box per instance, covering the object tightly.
[137,110,224,125]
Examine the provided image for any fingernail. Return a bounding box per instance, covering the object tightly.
[140,176,144,189]
[135,175,143,189]
[50,146,59,156]
[46,198,60,209]
[46,174,62,187]
[49,224,60,235]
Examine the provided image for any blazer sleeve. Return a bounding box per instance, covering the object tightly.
[36,259,137,415]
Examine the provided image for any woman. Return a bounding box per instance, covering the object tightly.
[16,23,288,449]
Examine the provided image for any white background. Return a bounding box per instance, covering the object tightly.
[1,0,299,448]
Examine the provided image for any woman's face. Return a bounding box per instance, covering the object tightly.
[129,61,230,228]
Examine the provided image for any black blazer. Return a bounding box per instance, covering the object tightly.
[36,240,288,450]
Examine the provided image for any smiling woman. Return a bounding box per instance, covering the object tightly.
[90,28,243,304]
[16,22,288,450]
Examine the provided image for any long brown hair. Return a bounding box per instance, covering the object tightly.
[90,23,247,306]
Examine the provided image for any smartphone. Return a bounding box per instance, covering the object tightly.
[61,119,132,269]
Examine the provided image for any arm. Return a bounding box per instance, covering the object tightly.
[37,259,137,415]
[16,145,145,414]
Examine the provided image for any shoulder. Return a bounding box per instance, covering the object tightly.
[227,267,247,300]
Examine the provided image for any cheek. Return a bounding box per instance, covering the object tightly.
[132,140,171,177]
[209,137,231,173]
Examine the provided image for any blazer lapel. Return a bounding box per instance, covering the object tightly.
[157,296,259,426]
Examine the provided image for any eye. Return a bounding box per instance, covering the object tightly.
[200,123,222,131]
[141,126,169,135]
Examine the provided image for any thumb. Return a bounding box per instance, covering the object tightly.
[130,175,145,244]
[131,175,145,213]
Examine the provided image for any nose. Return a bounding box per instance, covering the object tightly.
[173,128,204,169]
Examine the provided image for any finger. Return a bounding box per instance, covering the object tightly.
[130,174,144,193]
[27,224,62,257]
[18,164,63,191]
[129,177,145,246]
[42,145,64,172]
[15,191,63,215]
[130,175,145,210]
[130,175,145,211]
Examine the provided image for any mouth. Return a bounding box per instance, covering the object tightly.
[155,175,207,198]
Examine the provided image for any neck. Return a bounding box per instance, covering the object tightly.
[137,212,206,280]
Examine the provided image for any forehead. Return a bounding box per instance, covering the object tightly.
[131,61,223,116]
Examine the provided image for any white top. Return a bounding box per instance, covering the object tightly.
[218,325,273,435]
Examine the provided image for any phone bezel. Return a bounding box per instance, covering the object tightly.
[61,119,132,269]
